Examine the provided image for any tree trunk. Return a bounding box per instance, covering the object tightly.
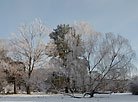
[90,91,94,97]
[88,72,92,92]
[65,77,70,93]
[65,86,69,93]
[26,72,31,94]
[13,78,17,94]
[26,85,31,94]
[82,79,86,93]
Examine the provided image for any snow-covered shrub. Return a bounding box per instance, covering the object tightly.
[0,74,7,93]
[4,84,14,94]
[128,76,138,95]
[30,68,52,92]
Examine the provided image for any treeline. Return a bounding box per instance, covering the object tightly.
[0,19,136,97]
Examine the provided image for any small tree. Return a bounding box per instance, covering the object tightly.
[128,76,138,95]
[4,60,26,94]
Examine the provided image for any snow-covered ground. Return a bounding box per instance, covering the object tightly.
[0,93,138,102]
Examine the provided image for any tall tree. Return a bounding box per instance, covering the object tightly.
[73,22,101,91]
[47,24,72,93]
[46,24,86,93]
[72,22,135,97]
[10,19,49,94]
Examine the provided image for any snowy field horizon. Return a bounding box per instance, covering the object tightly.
[0,93,138,102]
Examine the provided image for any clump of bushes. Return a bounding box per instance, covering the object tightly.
[128,76,138,95]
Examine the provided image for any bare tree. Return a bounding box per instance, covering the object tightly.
[73,22,101,92]
[83,33,135,97]
[10,19,49,94]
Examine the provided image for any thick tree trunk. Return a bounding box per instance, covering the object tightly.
[26,72,31,94]
[13,79,17,94]
[65,86,69,93]
[90,91,94,97]
[65,77,70,93]
[26,85,31,94]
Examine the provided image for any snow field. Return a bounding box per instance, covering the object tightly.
[0,93,138,102]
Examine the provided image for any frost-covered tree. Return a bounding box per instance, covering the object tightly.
[71,22,135,97]
[64,29,86,92]
[83,33,135,97]
[46,24,86,93]
[10,19,49,94]
[49,24,71,58]
[73,22,101,91]
[46,24,71,93]
[4,60,26,94]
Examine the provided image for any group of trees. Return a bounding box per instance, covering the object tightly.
[0,20,136,97]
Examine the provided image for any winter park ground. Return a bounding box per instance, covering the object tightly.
[0,93,138,102]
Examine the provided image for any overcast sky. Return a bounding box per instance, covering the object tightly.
[0,0,138,67]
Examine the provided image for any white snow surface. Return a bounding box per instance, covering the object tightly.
[0,93,138,102]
